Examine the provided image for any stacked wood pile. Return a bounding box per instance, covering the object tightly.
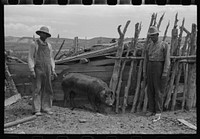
[108,13,196,113]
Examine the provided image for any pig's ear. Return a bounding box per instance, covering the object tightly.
[100,90,106,98]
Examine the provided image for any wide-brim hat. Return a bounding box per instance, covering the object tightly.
[36,26,51,37]
[147,26,160,36]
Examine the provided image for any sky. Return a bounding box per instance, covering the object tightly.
[4,5,197,39]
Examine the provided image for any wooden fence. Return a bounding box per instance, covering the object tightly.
[108,13,196,113]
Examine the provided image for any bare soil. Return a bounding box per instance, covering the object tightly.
[4,96,196,134]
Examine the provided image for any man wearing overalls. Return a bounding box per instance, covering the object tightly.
[145,26,170,122]
[28,26,57,116]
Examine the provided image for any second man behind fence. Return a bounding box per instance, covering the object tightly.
[145,26,171,122]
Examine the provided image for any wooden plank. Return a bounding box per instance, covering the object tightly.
[87,59,115,66]
[55,43,118,64]
[7,63,30,76]
[63,65,114,73]
[5,93,21,107]
[177,119,197,130]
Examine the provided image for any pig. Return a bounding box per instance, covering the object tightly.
[61,73,114,113]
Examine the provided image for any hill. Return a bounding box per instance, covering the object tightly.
[4,36,115,51]
[5,35,184,52]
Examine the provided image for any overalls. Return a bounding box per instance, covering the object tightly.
[32,40,53,113]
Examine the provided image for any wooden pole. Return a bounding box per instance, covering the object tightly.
[171,18,185,111]
[163,21,170,42]
[4,115,37,129]
[109,20,131,113]
[74,37,78,54]
[54,40,65,60]
[181,33,190,111]
[153,13,157,26]
[164,13,179,109]
[182,26,191,35]
[130,58,142,113]
[170,12,179,56]
[106,55,196,60]
[182,61,189,110]
[122,22,141,113]
[186,24,196,111]
[136,13,155,112]
[142,86,148,112]
[157,13,165,30]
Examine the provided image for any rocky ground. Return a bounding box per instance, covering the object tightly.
[4,96,196,134]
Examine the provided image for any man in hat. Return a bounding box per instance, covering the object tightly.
[145,26,170,122]
[28,26,57,116]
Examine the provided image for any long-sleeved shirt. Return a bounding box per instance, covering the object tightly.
[28,38,55,72]
[146,40,171,76]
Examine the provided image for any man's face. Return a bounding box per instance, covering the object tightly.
[149,33,159,43]
[40,32,48,40]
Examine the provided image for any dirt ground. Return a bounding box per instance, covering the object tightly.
[4,96,196,134]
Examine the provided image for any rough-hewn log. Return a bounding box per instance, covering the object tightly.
[123,22,141,113]
[181,34,190,56]
[157,13,165,30]
[4,115,37,129]
[130,59,142,113]
[170,12,179,56]
[164,13,179,109]
[109,20,131,113]
[163,21,170,42]
[182,26,191,35]
[177,119,197,130]
[171,63,182,111]
[182,62,189,110]
[171,18,185,111]
[142,86,148,112]
[7,56,27,64]
[106,55,196,60]
[153,13,157,26]
[181,34,190,111]
[54,40,65,60]
[186,24,196,111]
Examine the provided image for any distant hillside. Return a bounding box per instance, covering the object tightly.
[5,35,184,51]
[4,36,115,51]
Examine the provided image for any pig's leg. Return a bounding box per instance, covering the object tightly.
[63,88,69,107]
[70,91,76,110]
[88,95,98,112]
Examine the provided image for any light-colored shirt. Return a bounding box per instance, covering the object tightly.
[146,40,171,76]
[28,38,55,72]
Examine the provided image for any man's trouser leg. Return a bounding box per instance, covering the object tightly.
[32,68,43,113]
[41,64,53,112]
[153,62,163,113]
[147,62,155,113]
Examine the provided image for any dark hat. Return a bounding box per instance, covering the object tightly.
[36,26,51,37]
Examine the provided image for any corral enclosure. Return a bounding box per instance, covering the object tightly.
[6,35,187,108]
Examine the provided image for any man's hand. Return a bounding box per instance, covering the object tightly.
[161,74,168,87]
[30,71,36,78]
[52,71,57,78]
